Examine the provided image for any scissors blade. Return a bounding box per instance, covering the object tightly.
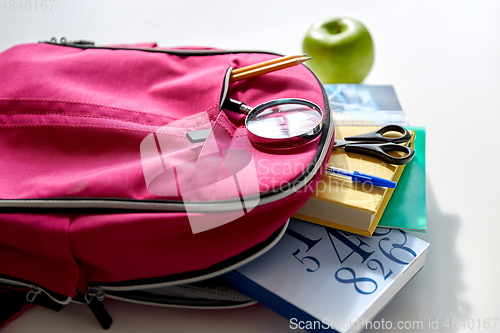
[334,140,387,148]
[333,140,348,148]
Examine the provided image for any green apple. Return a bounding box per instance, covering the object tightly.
[302,17,374,83]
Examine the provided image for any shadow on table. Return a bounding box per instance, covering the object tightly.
[364,182,469,333]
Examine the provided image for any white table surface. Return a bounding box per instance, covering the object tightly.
[1,1,499,332]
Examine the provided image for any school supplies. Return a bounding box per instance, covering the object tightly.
[294,126,414,237]
[325,84,425,232]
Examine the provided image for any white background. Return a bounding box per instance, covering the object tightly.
[1,1,500,332]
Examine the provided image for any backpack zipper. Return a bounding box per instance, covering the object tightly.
[79,285,256,330]
[0,276,72,305]
[46,37,95,47]
[83,287,257,310]
[85,287,113,329]
[77,219,287,328]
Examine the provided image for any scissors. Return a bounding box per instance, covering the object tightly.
[333,125,415,165]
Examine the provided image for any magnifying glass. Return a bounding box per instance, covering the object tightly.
[220,98,324,149]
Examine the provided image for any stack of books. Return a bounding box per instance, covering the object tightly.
[223,85,428,332]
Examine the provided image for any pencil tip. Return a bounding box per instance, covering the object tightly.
[298,57,312,64]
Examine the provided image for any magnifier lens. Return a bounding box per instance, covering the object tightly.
[246,103,322,140]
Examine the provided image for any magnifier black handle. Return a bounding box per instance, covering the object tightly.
[222,98,252,115]
[345,143,415,165]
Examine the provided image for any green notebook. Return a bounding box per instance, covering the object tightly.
[378,127,427,232]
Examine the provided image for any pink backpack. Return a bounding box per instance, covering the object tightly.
[0,40,334,329]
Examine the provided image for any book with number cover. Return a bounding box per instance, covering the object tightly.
[223,218,429,333]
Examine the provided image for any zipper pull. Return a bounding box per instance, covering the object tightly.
[25,286,42,303]
[45,37,95,47]
[86,287,113,330]
[26,286,64,312]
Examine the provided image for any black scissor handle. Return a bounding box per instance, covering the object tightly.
[344,125,411,144]
[344,142,415,165]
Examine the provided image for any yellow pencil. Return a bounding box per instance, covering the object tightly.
[231,54,307,75]
[230,56,311,82]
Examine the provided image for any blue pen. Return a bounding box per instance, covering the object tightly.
[325,166,397,189]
